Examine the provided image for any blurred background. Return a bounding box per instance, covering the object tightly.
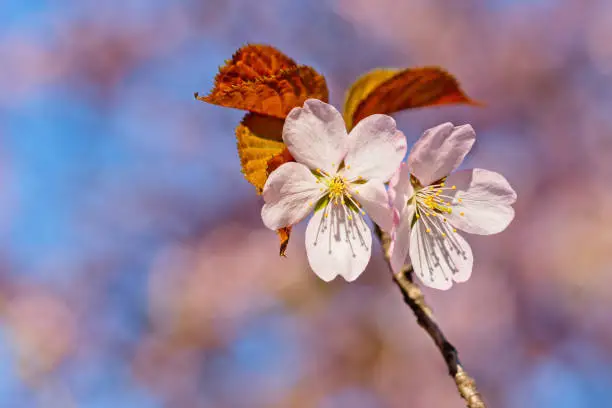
[1,0,612,407]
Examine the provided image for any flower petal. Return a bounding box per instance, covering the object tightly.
[283,99,347,174]
[261,162,322,230]
[305,204,372,282]
[388,162,414,215]
[390,204,415,274]
[350,179,393,232]
[409,219,473,290]
[343,114,407,182]
[407,123,475,186]
[444,168,516,235]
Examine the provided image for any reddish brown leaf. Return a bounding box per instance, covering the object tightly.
[277,226,292,257]
[197,66,328,118]
[344,67,480,130]
[214,44,297,91]
[267,148,294,175]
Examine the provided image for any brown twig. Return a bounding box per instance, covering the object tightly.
[376,227,486,408]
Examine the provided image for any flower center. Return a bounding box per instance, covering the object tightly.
[327,175,347,203]
[421,190,453,214]
[409,180,466,237]
[412,181,458,215]
[310,168,367,223]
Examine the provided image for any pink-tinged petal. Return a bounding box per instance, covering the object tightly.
[388,162,414,215]
[445,168,516,235]
[261,162,322,230]
[305,204,372,282]
[283,99,347,174]
[349,180,393,232]
[343,114,407,182]
[409,219,473,290]
[407,123,475,186]
[390,204,415,274]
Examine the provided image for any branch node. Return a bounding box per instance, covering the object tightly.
[455,366,486,408]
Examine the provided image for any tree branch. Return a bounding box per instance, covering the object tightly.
[377,227,486,408]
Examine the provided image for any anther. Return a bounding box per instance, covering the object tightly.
[426,228,431,233]
[460,212,465,216]
[451,185,456,190]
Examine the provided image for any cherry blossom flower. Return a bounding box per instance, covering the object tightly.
[261,99,407,282]
[388,123,517,290]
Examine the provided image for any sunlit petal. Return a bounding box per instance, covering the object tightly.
[283,99,347,174]
[343,114,407,182]
[444,169,516,235]
[261,162,323,230]
[305,205,372,282]
[407,123,475,186]
[409,219,473,290]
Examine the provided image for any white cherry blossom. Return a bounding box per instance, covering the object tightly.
[262,99,407,282]
[389,123,516,290]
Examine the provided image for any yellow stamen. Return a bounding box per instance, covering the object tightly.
[328,175,347,202]
[423,194,452,214]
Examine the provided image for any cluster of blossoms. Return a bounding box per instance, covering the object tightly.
[261,99,516,290]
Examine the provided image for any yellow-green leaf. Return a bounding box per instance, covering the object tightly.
[235,113,285,194]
